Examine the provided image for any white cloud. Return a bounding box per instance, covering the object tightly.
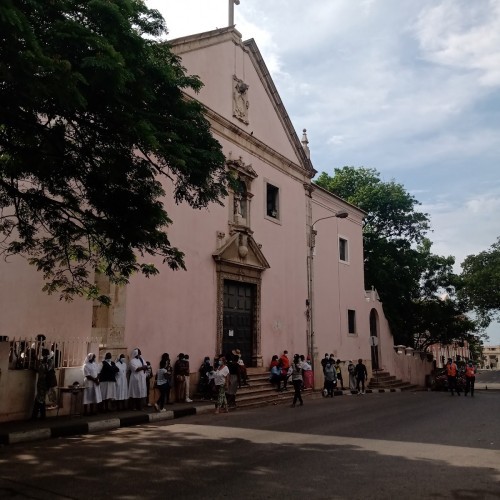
[466,194,500,216]
[414,0,500,86]
[327,135,346,146]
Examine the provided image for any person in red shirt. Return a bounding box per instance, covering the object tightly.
[446,358,460,396]
[464,361,476,397]
[279,350,290,390]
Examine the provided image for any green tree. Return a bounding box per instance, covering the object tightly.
[0,0,229,303]
[460,237,500,324]
[315,167,480,347]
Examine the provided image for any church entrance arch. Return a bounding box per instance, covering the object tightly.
[370,309,380,370]
[223,280,255,366]
[213,231,269,368]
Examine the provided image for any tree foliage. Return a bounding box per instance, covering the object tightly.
[315,167,481,348]
[460,237,500,324]
[0,0,229,303]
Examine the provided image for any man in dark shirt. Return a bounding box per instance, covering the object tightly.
[355,358,368,394]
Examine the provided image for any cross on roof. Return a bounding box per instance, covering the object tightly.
[229,0,240,27]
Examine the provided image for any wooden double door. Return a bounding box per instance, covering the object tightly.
[222,280,255,367]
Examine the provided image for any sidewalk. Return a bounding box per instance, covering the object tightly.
[0,401,214,446]
[0,387,404,446]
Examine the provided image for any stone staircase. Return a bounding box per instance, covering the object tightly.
[368,370,421,391]
[197,367,314,409]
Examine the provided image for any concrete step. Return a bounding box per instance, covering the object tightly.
[236,388,314,408]
[368,370,422,391]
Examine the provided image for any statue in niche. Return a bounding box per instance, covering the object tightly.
[233,76,249,124]
[233,179,247,223]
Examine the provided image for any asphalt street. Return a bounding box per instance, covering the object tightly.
[1,386,500,500]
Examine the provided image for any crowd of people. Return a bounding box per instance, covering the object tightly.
[79,350,199,415]
[444,357,477,397]
[29,343,401,420]
[77,348,251,417]
[267,352,369,403]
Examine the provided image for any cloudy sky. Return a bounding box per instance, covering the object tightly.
[146,0,500,343]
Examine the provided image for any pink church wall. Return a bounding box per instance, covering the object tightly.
[311,187,373,365]
[174,32,298,163]
[123,133,310,369]
[0,254,92,339]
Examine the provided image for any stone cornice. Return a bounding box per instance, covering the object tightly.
[204,106,312,184]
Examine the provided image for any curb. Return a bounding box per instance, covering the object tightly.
[316,388,403,398]
[0,388,405,446]
[0,405,209,446]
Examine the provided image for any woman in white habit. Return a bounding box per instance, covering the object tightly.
[83,353,102,415]
[115,353,129,410]
[128,348,148,410]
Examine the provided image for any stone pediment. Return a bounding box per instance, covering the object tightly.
[213,232,270,271]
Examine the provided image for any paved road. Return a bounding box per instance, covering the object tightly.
[476,369,500,390]
[1,390,499,499]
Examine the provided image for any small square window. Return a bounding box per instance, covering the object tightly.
[339,237,348,262]
[266,183,279,219]
[348,309,356,334]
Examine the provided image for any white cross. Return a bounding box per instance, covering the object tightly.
[229,0,240,26]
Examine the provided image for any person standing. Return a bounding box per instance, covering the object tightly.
[227,350,240,408]
[446,358,460,396]
[145,361,153,407]
[321,353,329,374]
[183,355,192,403]
[174,353,191,403]
[347,360,357,391]
[324,360,337,397]
[174,353,185,402]
[83,353,102,415]
[355,358,368,394]
[464,360,476,397]
[99,352,118,412]
[335,359,345,390]
[155,356,171,411]
[115,354,128,410]
[30,348,51,420]
[199,356,213,400]
[300,355,313,389]
[128,348,148,410]
[290,354,304,407]
[213,356,230,414]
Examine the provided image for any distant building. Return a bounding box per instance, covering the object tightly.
[482,345,500,369]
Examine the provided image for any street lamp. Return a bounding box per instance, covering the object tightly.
[307,211,348,385]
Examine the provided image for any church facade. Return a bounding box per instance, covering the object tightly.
[0,27,405,421]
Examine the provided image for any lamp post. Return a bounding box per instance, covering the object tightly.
[307,211,348,385]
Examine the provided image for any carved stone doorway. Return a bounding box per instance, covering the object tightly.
[213,231,269,367]
[222,280,255,366]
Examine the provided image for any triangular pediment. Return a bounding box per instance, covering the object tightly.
[170,28,315,179]
[213,232,270,271]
